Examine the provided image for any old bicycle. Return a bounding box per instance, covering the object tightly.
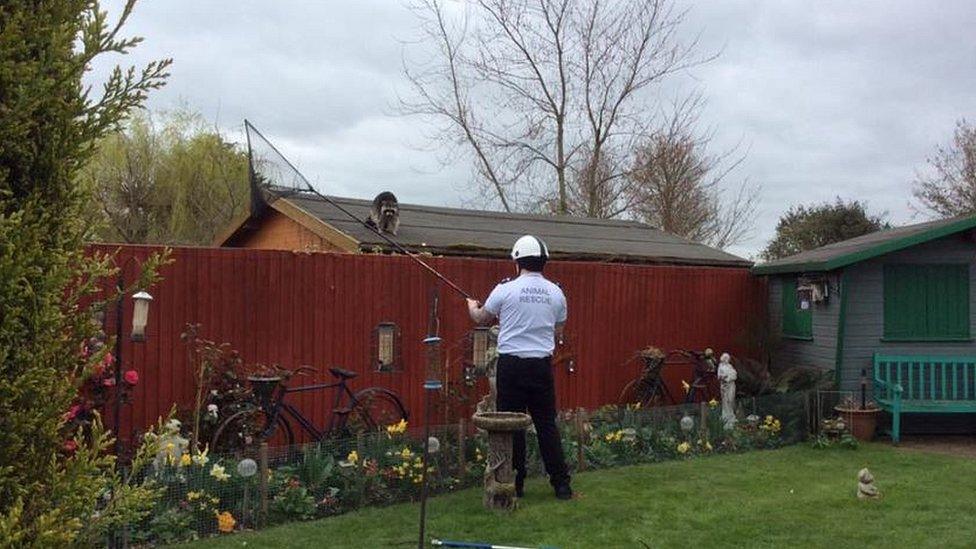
[210,366,407,452]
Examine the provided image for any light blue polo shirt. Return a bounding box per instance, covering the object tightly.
[483,272,567,358]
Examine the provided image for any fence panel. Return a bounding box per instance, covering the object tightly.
[90,244,767,442]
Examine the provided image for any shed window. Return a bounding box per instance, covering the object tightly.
[782,277,813,339]
[883,264,970,341]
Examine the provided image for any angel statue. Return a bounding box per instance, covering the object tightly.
[717,353,738,429]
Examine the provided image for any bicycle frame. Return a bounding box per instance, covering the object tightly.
[261,378,361,441]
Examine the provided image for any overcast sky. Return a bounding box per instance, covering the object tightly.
[92,1,976,258]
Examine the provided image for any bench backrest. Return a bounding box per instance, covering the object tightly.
[873,354,976,401]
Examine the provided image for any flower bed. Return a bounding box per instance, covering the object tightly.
[121,392,807,545]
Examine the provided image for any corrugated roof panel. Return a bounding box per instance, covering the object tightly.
[281,192,751,267]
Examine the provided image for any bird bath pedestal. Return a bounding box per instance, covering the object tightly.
[471,411,533,511]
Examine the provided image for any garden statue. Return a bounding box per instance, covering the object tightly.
[717,352,737,429]
[154,418,189,470]
[475,349,498,416]
[857,468,880,499]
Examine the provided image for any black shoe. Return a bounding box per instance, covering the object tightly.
[554,483,573,500]
[515,480,524,498]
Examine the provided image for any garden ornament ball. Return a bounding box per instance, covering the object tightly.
[427,436,441,454]
[680,415,694,433]
[237,458,258,477]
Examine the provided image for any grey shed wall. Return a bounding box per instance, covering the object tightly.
[839,232,976,390]
[769,232,976,391]
[769,273,841,372]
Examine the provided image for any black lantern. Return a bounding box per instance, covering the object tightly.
[372,322,401,372]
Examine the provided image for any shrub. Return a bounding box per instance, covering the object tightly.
[0,0,170,544]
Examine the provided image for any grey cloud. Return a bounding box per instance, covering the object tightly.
[92,0,976,256]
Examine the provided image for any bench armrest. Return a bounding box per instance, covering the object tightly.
[873,377,903,402]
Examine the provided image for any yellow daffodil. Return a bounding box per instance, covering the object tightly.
[179,453,192,467]
[215,511,236,533]
[386,419,408,436]
[209,464,230,481]
[708,398,718,408]
[346,450,359,465]
[681,380,691,393]
[677,441,691,454]
[192,448,210,466]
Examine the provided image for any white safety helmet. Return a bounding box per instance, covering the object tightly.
[511,235,549,260]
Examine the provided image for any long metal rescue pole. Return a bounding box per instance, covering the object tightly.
[245,120,472,300]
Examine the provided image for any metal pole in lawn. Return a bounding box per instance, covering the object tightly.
[419,288,442,548]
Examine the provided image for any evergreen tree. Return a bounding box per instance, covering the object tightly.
[761,198,888,261]
[0,1,169,544]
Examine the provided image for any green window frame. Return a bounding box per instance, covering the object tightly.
[883,264,971,341]
[782,277,813,340]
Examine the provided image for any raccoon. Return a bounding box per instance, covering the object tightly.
[367,191,400,235]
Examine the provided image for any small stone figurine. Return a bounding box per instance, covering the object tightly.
[716,352,737,429]
[857,468,880,499]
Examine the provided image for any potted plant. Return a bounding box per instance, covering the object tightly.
[834,396,880,441]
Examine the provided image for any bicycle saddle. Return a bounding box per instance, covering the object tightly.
[329,367,358,380]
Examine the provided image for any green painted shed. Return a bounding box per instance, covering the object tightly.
[752,214,976,392]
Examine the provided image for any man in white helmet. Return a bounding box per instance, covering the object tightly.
[466,235,572,500]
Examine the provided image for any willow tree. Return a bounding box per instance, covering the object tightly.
[0,1,169,544]
[84,108,249,245]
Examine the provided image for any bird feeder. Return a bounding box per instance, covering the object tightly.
[130,291,153,342]
[471,327,491,370]
[423,335,443,390]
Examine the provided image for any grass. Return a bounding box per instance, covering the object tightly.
[186,443,976,548]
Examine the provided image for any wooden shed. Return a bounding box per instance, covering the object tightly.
[753,214,976,391]
[215,188,751,268]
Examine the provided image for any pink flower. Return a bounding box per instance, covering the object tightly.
[102,377,116,387]
[102,352,115,367]
[63,404,83,422]
[123,370,139,385]
[63,440,78,454]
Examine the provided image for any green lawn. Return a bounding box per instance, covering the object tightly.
[186,444,976,548]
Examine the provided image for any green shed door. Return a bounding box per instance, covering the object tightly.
[782,277,813,339]
[884,264,970,340]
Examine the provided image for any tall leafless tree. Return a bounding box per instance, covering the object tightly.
[912,118,976,218]
[401,0,710,216]
[627,96,759,249]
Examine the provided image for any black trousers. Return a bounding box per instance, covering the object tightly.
[496,353,570,487]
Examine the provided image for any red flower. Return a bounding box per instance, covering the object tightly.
[63,404,83,422]
[63,440,78,454]
[102,352,114,367]
[102,377,116,387]
[124,370,139,385]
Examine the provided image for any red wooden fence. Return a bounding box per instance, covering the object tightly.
[92,244,766,443]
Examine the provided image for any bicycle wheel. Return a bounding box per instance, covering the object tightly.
[210,407,295,455]
[345,388,408,434]
[619,378,667,408]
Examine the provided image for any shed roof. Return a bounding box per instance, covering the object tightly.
[265,191,750,267]
[752,214,976,275]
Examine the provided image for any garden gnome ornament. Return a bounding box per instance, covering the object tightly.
[717,352,737,429]
[857,468,880,499]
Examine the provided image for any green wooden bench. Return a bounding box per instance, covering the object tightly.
[872,353,976,443]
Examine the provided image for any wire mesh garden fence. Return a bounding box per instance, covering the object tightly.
[117,391,811,546]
